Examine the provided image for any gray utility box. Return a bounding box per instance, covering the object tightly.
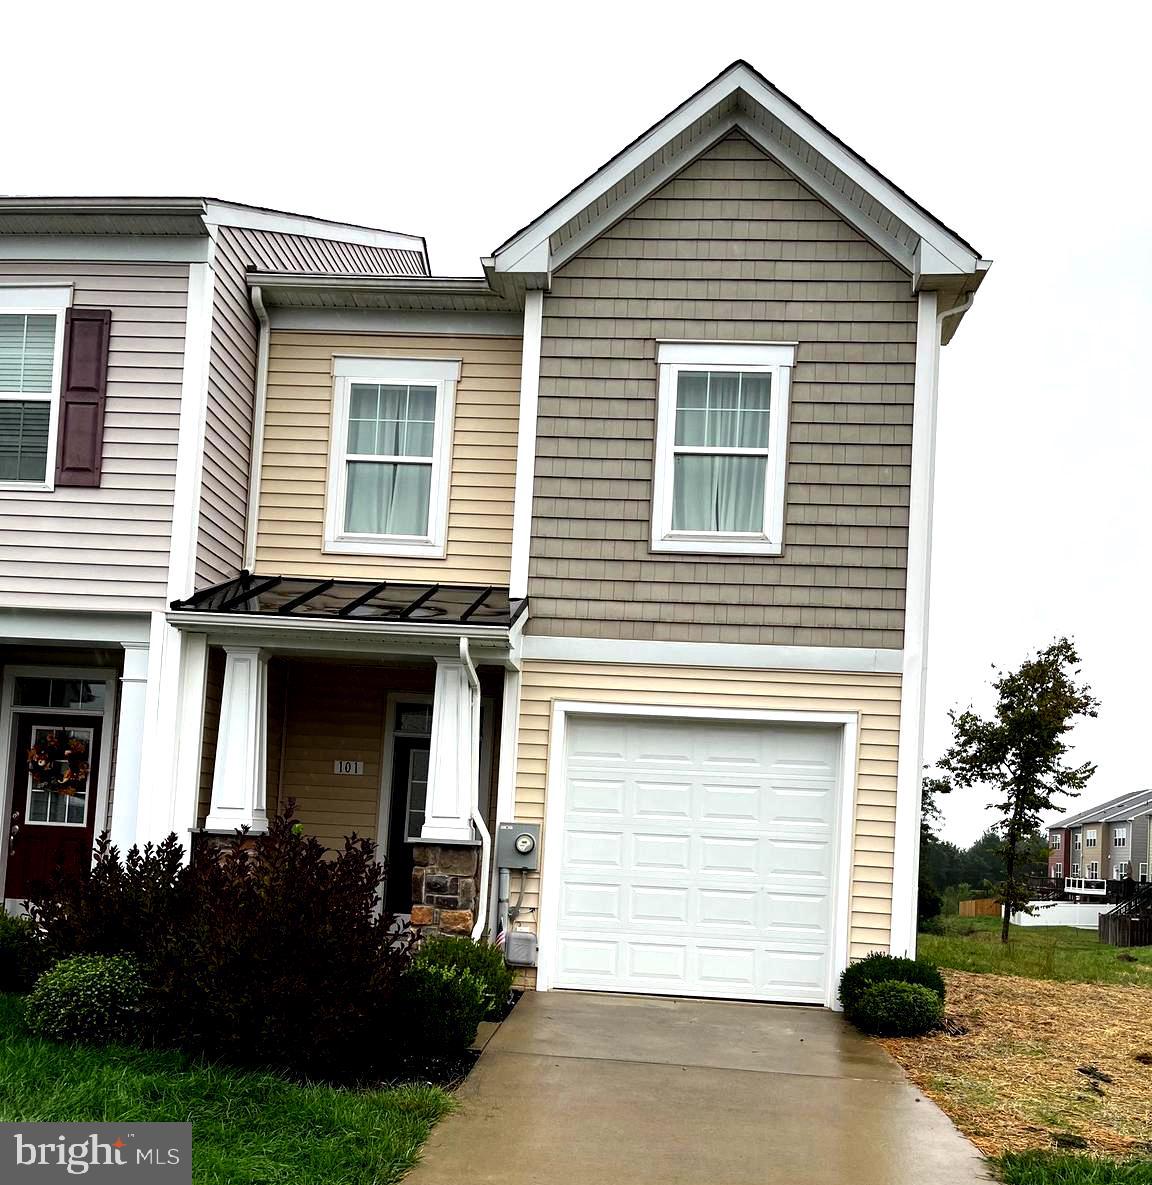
[504,929,538,966]
[495,821,541,870]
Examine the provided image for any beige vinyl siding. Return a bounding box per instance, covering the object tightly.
[531,130,917,647]
[268,660,435,852]
[0,260,188,610]
[514,659,902,971]
[255,332,522,584]
[196,227,428,588]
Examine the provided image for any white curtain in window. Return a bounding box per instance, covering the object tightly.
[672,455,766,532]
[345,461,431,536]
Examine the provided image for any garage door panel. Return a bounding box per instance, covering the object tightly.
[634,778,693,818]
[554,716,841,1004]
[566,775,626,815]
[563,829,624,868]
[631,832,691,870]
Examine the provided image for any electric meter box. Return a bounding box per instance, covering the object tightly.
[495,821,541,870]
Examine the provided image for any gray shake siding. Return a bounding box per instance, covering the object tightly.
[529,131,917,647]
[0,260,188,611]
[195,226,428,586]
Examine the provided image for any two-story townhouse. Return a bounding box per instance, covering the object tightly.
[154,61,990,1009]
[0,200,427,906]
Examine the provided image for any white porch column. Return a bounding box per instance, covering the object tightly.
[136,620,209,850]
[108,641,150,852]
[206,646,269,833]
[421,656,477,843]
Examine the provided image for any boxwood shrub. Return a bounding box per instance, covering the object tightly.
[848,981,943,1036]
[394,963,489,1063]
[838,952,945,1011]
[25,954,144,1044]
[413,935,514,1019]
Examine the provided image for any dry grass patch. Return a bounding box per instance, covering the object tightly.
[880,970,1152,1159]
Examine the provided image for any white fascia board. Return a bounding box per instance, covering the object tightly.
[268,307,523,337]
[521,635,902,674]
[203,200,426,255]
[0,608,151,644]
[498,63,980,279]
[0,236,211,263]
[166,610,512,649]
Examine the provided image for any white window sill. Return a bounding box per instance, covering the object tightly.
[0,480,53,493]
[323,536,447,560]
[650,533,783,556]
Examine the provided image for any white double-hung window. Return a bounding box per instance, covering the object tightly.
[325,357,460,557]
[1113,827,1128,847]
[0,288,69,490]
[651,341,794,555]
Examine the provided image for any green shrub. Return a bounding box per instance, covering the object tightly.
[838,952,946,1010]
[848,981,943,1036]
[413,936,513,1019]
[0,913,50,992]
[394,963,489,1063]
[26,954,144,1043]
[28,807,418,1077]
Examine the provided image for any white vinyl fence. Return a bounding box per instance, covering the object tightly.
[1012,902,1109,929]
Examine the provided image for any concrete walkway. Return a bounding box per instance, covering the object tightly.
[405,990,992,1185]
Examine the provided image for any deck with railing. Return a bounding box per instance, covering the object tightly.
[1099,883,1152,947]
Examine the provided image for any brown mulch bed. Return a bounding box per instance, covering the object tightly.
[879,970,1152,1158]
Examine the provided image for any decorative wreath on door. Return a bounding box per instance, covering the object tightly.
[26,732,90,796]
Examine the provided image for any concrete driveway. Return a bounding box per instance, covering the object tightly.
[405,990,992,1185]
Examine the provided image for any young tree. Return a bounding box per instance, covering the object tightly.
[928,638,1099,942]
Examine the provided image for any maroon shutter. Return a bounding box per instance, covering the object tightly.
[54,308,111,487]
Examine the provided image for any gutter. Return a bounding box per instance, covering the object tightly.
[459,638,492,941]
[242,285,271,571]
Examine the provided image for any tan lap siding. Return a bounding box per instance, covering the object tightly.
[196,228,428,588]
[515,661,901,963]
[532,130,917,646]
[0,261,188,611]
[255,332,521,584]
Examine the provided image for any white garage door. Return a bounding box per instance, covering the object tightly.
[551,715,842,1003]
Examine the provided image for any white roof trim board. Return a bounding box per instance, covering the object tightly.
[1051,789,1152,829]
[493,60,990,299]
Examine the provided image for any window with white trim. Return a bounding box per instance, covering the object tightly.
[1049,831,1061,849]
[324,357,460,557]
[0,289,69,489]
[1116,861,1129,879]
[1085,829,1098,848]
[1087,860,1099,879]
[1073,832,1082,850]
[1140,863,1148,883]
[1070,862,1081,877]
[1053,862,1062,878]
[651,341,793,555]
[1112,827,1127,847]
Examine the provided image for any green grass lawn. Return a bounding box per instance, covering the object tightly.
[918,916,1152,986]
[0,996,452,1184]
[994,1152,1152,1184]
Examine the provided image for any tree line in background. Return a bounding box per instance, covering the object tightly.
[918,637,1098,942]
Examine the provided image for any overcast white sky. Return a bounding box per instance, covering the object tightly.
[5,1,1149,845]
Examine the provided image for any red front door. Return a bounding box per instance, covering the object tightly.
[5,714,101,901]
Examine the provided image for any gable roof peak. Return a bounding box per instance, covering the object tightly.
[492,59,989,319]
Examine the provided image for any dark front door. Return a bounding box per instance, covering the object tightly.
[384,736,429,915]
[5,715,101,900]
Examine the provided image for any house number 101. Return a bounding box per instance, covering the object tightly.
[333,760,364,776]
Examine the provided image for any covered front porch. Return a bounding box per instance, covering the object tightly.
[167,574,523,936]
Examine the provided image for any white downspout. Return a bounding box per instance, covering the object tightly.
[938,292,975,334]
[242,285,270,572]
[460,637,491,940]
